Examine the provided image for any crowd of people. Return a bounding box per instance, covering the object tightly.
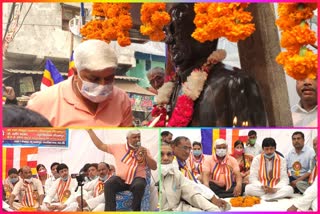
[160,130,317,211]
[3,129,157,211]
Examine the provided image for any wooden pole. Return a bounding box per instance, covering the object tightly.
[238,3,293,126]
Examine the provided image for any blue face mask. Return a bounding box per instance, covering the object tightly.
[264,153,275,159]
[62,176,69,182]
[10,177,18,184]
[193,150,202,156]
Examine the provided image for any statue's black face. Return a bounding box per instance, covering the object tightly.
[164,3,218,72]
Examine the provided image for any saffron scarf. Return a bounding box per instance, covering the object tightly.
[121,144,139,184]
[211,155,233,190]
[258,153,281,188]
[93,175,112,197]
[308,158,317,184]
[176,157,198,183]
[189,153,204,176]
[57,177,72,203]
[21,181,36,208]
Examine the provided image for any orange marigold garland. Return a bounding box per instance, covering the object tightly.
[81,3,132,47]
[140,3,171,41]
[230,196,261,207]
[192,3,255,43]
[276,3,317,80]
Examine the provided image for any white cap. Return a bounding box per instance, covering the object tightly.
[74,39,118,72]
[215,138,227,146]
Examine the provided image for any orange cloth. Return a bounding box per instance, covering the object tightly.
[106,144,151,182]
[27,77,133,127]
[203,154,239,187]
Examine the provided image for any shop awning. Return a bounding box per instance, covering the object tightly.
[115,81,155,96]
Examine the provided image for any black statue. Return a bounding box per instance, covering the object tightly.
[164,3,267,127]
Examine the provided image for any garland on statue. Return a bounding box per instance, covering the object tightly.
[276,3,317,80]
[149,49,227,127]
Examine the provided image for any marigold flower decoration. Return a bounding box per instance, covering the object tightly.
[80,3,132,47]
[192,3,255,43]
[140,3,171,41]
[230,196,261,207]
[276,3,317,80]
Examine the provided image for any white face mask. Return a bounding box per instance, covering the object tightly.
[216,149,227,157]
[77,72,113,103]
[161,163,175,176]
[24,178,33,183]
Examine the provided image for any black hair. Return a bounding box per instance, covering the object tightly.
[50,162,60,170]
[56,163,68,173]
[292,131,305,140]
[99,162,110,170]
[3,105,52,127]
[8,168,18,176]
[89,163,98,170]
[81,163,91,173]
[161,131,172,137]
[233,140,248,172]
[192,141,202,147]
[173,136,190,146]
[262,138,277,148]
[36,164,46,172]
[248,130,257,136]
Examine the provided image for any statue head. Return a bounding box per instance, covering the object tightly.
[164,3,218,72]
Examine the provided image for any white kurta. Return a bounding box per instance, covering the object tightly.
[42,177,78,211]
[293,176,317,211]
[245,154,293,200]
[161,167,226,211]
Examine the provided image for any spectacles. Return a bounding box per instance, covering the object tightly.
[161,152,173,157]
[177,146,192,151]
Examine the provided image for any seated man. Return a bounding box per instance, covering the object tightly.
[287,176,317,211]
[42,163,78,211]
[147,67,165,92]
[76,162,111,211]
[203,139,244,198]
[3,168,20,202]
[87,163,99,182]
[296,136,317,193]
[161,143,229,211]
[86,129,157,211]
[44,162,60,196]
[286,131,315,193]
[245,138,293,200]
[8,166,45,210]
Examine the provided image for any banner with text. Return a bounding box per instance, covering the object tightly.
[2,128,68,148]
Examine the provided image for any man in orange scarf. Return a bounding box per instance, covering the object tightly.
[245,138,293,201]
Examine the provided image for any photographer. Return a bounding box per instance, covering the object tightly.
[41,163,78,211]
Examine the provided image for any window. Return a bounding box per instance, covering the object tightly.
[61,4,81,31]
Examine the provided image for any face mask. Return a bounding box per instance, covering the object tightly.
[100,175,108,181]
[264,153,275,159]
[216,149,227,157]
[161,163,174,176]
[61,176,69,182]
[24,178,33,183]
[90,175,98,180]
[249,139,256,145]
[38,170,47,177]
[193,150,202,157]
[129,142,141,150]
[234,148,244,156]
[10,177,19,184]
[77,72,113,103]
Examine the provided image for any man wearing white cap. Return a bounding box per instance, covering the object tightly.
[27,39,133,127]
[202,138,244,198]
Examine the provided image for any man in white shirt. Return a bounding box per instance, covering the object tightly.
[44,162,60,195]
[42,163,78,211]
[245,130,262,157]
[291,77,317,127]
[245,138,293,200]
[8,166,45,210]
[76,162,111,211]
